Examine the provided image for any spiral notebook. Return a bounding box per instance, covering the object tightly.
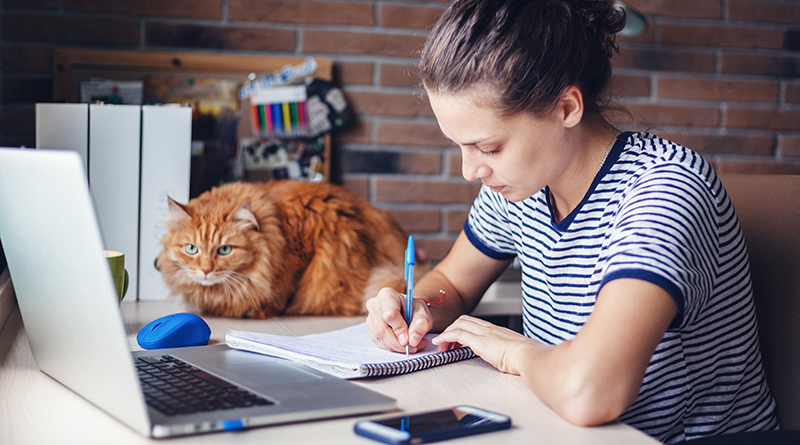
[225,323,476,379]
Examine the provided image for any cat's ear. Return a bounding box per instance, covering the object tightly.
[232,199,260,231]
[167,197,191,224]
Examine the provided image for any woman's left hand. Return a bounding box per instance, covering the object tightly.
[432,314,542,376]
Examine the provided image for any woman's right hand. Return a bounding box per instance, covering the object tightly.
[366,287,432,353]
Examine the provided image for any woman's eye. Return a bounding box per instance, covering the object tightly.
[184,244,198,255]
[217,245,233,256]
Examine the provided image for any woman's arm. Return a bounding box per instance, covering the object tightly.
[432,278,677,426]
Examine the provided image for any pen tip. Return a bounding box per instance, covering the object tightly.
[405,345,409,357]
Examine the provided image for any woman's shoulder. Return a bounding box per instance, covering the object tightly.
[615,132,721,195]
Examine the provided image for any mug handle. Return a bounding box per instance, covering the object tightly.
[122,269,130,300]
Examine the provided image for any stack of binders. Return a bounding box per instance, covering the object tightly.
[35,103,192,301]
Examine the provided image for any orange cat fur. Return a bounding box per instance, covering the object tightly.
[156,180,411,318]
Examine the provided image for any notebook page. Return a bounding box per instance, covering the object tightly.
[228,323,442,367]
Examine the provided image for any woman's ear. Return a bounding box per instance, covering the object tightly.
[559,86,584,129]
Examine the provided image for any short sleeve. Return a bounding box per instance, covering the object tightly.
[601,165,720,328]
[464,185,517,260]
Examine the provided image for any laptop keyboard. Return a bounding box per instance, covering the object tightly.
[136,355,274,416]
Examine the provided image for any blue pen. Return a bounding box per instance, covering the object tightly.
[404,236,415,357]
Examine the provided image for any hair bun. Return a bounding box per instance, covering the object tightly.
[571,0,626,58]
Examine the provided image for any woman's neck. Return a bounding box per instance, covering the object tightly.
[549,122,616,223]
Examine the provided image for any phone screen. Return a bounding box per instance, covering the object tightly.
[354,406,511,444]
[375,407,491,434]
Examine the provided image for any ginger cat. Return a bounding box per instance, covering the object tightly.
[157,180,412,318]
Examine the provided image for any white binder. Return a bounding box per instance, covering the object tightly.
[139,106,192,300]
[88,104,142,299]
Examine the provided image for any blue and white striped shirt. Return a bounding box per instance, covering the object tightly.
[465,132,778,443]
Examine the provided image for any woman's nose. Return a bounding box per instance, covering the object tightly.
[461,150,490,182]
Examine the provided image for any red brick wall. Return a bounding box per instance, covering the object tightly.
[2,0,799,259]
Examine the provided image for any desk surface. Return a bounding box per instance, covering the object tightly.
[0,299,659,445]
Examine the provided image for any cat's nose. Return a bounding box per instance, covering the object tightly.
[201,267,213,276]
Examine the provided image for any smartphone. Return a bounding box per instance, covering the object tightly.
[353,406,511,445]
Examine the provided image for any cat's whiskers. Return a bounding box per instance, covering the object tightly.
[228,272,261,307]
[222,272,258,313]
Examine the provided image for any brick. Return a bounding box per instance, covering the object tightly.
[376,121,449,147]
[660,24,783,50]
[661,133,774,156]
[611,103,719,128]
[446,210,469,233]
[623,0,721,18]
[303,30,427,58]
[346,91,433,118]
[65,0,221,19]
[448,149,463,177]
[614,47,715,73]
[3,13,139,45]
[415,237,457,262]
[1,105,35,135]
[2,45,53,73]
[146,23,294,51]
[2,77,53,104]
[229,0,373,26]
[376,179,480,204]
[335,62,373,86]
[714,159,800,175]
[341,176,369,200]
[381,4,444,30]
[609,74,650,97]
[785,82,800,104]
[389,209,441,232]
[721,53,800,78]
[5,0,59,9]
[728,0,800,25]
[341,150,441,175]
[778,135,800,158]
[724,108,800,131]
[338,119,371,144]
[380,64,421,88]
[657,78,779,103]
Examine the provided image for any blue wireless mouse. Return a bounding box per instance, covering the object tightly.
[137,313,211,350]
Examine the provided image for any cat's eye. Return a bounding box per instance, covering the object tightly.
[217,245,233,256]
[184,244,199,255]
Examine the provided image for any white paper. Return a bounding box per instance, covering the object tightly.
[228,323,439,366]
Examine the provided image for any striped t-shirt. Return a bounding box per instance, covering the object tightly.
[465,132,778,443]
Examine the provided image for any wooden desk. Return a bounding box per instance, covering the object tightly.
[0,300,658,444]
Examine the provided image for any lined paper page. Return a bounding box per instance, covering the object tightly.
[226,323,475,378]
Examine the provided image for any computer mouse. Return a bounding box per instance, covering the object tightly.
[136,313,211,350]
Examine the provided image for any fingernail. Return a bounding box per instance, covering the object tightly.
[409,333,420,345]
[397,333,407,344]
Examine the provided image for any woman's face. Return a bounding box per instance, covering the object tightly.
[428,90,571,202]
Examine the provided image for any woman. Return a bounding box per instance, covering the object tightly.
[365,0,778,443]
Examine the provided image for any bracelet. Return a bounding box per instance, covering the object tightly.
[415,290,446,308]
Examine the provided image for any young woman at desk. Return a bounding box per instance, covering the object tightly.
[365,0,778,443]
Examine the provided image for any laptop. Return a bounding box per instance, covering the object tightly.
[0,147,396,438]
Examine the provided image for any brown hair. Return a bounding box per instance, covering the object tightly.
[420,0,625,117]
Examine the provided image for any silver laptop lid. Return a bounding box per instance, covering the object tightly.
[0,148,150,435]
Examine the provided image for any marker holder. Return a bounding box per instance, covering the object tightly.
[249,85,308,139]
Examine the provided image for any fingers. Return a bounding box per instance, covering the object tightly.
[366,287,432,353]
[431,315,494,349]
